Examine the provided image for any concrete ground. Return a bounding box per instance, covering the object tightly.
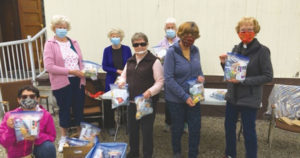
[0,113,300,158]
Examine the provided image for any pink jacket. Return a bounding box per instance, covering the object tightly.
[0,105,56,158]
[43,37,86,90]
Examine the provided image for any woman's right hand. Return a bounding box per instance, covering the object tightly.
[69,70,84,78]
[186,97,195,107]
[7,117,14,128]
[219,54,228,64]
[118,81,125,88]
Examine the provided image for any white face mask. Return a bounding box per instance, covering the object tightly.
[135,50,146,55]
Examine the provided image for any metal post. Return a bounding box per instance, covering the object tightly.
[27,35,36,85]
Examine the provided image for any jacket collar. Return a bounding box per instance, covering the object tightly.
[48,36,77,44]
[236,38,261,56]
[171,41,197,56]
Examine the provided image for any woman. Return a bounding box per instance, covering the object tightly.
[0,85,56,158]
[219,17,273,158]
[119,32,164,158]
[43,15,86,153]
[164,21,204,158]
[157,17,180,132]
[102,28,132,136]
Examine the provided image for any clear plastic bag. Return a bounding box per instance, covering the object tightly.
[135,95,153,120]
[210,90,226,101]
[86,142,127,158]
[110,84,129,109]
[266,84,300,119]
[66,137,90,146]
[11,111,43,142]
[187,78,204,104]
[82,60,102,80]
[152,46,167,63]
[224,52,250,81]
[79,122,100,142]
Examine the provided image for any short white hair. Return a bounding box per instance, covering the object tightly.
[165,17,176,24]
[50,15,71,32]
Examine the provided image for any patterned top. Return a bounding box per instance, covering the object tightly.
[56,40,80,76]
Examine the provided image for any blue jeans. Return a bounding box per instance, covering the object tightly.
[167,101,201,158]
[33,141,56,158]
[225,102,257,158]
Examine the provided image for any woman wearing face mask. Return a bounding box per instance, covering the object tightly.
[219,17,273,158]
[43,15,86,153]
[0,85,56,158]
[164,21,204,158]
[102,28,132,136]
[158,17,180,49]
[118,32,164,158]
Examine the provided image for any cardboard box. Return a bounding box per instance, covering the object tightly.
[63,145,93,158]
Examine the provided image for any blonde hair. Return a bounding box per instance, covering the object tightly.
[177,21,200,39]
[50,15,71,32]
[235,17,260,34]
[107,28,125,41]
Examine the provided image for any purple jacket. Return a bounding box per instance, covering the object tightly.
[43,37,86,90]
[0,105,56,158]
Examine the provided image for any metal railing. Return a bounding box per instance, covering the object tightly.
[0,28,47,84]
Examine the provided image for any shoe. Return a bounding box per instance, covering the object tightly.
[127,151,139,158]
[173,153,182,158]
[108,128,116,136]
[58,136,67,153]
[163,124,170,132]
[184,123,188,133]
[223,156,233,158]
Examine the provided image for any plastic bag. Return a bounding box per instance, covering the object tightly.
[187,78,204,104]
[224,52,250,81]
[135,95,153,120]
[79,122,101,142]
[110,84,129,109]
[210,90,226,101]
[11,111,43,142]
[82,60,102,80]
[152,46,167,64]
[266,84,300,119]
[86,142,127,158]
[66,137,90,146]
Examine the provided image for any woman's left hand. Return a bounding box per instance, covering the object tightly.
[227,79,240,84]
[143,90,151,99]
[197,76,205,83]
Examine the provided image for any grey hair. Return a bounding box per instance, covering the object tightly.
[131,32,148,44]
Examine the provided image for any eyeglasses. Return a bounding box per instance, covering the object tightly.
[132,42,147,47]
[239,29,254,33]
[20,94,36,99]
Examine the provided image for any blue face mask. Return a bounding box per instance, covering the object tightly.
[56,28,68,38]
[166,29,176,38]
[111,37,121,45]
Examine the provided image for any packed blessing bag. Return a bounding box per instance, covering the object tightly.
[82,60,102,80]
[79,122,101,142]
[152,45,167,63]
[66,137,90,146]
[110,84,129,109]
[86,142,127,158]
[187,78,205,104]
[11,111,43,142]
[224,52,250,81]
[135,95,153,120]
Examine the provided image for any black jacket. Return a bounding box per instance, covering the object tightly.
[224,38,273,109]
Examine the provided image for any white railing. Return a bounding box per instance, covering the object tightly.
[0,28,47,84]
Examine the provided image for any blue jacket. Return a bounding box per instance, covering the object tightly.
[164,41,204,103]
[102,45,132,92]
